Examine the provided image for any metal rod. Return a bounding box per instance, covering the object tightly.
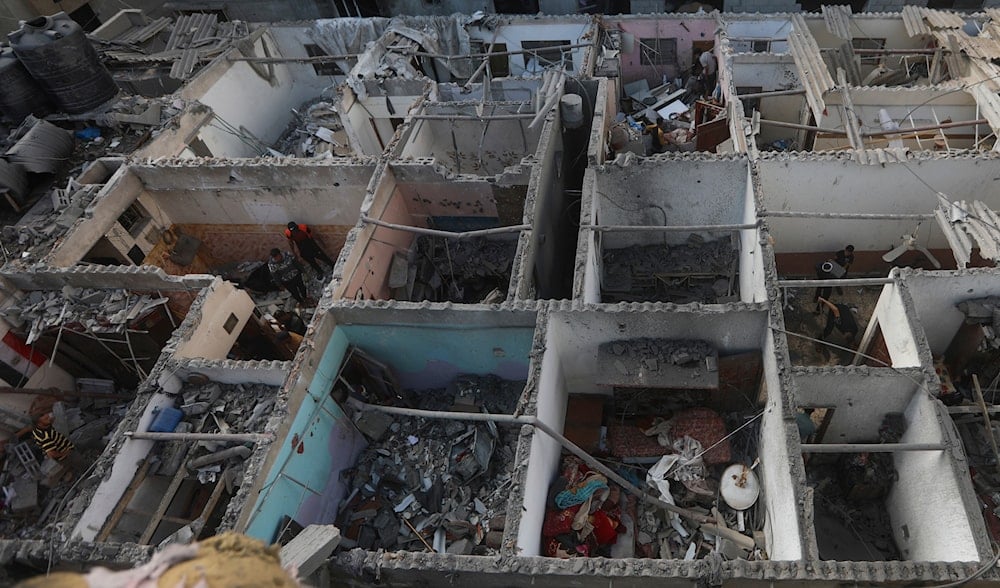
[755,118,847,134]
[125,431,272,443]
[351,401,713,524]
[227,54,360,64]
[0,386,133,400]
[861,118,989,138]
[973,374,1000,474]
[585,222,758,233]
[736,88,806,99]
[778,278,895,287]
[361,216,529,239]
[800,443,945,453]
[847,48,940,55]
[409,113,536,121]
[763,211,933,221]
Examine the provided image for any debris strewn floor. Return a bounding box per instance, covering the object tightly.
[337,375,524,555]
[782,286,879,366]
[392,237,516,303]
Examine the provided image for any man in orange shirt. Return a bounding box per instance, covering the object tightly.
[284,222,336,276]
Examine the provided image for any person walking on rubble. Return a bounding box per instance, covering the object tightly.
[817,296,859,346]
[285,222,336,277]
[268,248,310,306]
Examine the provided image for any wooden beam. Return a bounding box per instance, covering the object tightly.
[96,459,152,542]
[139,442,199,545]
[948,404,1000,414]
[194,468,231,539]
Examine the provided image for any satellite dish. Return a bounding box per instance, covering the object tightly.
[720,463,760,532]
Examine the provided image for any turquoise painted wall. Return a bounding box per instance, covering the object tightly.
[245,322,535,541]
[245,328,366,542]
[339,324,534,389]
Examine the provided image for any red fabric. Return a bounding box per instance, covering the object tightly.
[542,504,581,537]
[591,510,618,545]
[607,424,672,458]
[671,407,731,465]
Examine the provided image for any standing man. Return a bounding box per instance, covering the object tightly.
[834,245,855,294]
[268,249,309,305]
[817,296,859,345]
[285,222,336,276]
[698,49,717,98]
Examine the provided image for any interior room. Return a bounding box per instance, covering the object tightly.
[757,156,1000,279]
[727,56,809,152]
[46,161,374,301]
[793,368,984,563]
[578,157,753,304]
[241,305,538,556]
[607,15,717,88]
[805,16,958,87]
[336,163,530,303]
[517,308,786,563]
[72,362,288,545]
[340,79,430,157]
[396,102,544,177]
[818,89,992,152]
[722,17,792,55]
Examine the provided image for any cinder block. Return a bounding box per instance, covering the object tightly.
[280,525,341,577]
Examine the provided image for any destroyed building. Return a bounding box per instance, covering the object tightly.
[4,5,1000,588]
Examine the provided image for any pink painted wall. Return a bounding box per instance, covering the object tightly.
[608,18,717,86]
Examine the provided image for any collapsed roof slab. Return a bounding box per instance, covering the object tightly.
[792,366,991,563]
[1,265,213,293]
[333,162,531,303]
[237,302,538,548]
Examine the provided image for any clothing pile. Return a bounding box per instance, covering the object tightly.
[541,455,627,558]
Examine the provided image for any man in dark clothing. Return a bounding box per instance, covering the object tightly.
[817,296,859,344]
[268,249,309,305]
[834,245,855,294]
[285,222,336,276]
[274,310,307,336]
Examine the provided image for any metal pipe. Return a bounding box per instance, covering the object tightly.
[763,211,932,220]
[227,54,360,64]
[736,88,806,99]
[413,42,592,60]
[409,113,536,121]
[800,443,945,453]
[860,118,989,138]
[361,216,530,239]
[585,222,759,233]
[755,118,847,135]
[777,278,895,287]
[351,401,713,524]
[126,431,273,443]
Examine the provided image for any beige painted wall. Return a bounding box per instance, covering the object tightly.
[173,281,255,360]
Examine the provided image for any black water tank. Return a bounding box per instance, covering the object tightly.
[0,46,49,123]
[8,12,118,114]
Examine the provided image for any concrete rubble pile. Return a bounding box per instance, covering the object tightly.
[338,375,524,555]
[0,287,168,344]
[395,236,516,303]
[602,237,737,303]
[135,380,278,545]
[809,413,903,560]
[272,101,351,158]
[0,176,102,263]
[0,389,127,539]
[604,338,715,376]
